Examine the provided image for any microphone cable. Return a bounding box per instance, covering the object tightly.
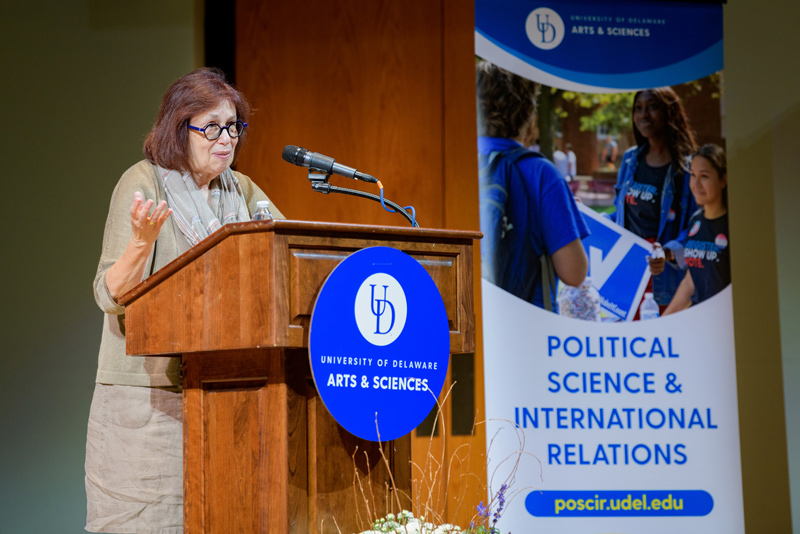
[309,180,419,227]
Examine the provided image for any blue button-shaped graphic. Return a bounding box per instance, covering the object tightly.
[309,247,450,442]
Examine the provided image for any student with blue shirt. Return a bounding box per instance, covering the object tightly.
[476,61,589,310]
[663,144,730,314]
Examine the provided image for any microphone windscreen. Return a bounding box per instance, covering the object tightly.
[282,145,306,165]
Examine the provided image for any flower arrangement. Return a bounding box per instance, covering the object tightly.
[360,510,460,534]
[346,385,533,534]
[358,483,510,534]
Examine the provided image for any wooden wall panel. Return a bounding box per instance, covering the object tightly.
[236,0,445,228]
[236,0,485,527]
[441,0,486,526]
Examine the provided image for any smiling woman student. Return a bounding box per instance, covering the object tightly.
[87,68,284,533]
[662,144,730,315]
[609,87,698,314]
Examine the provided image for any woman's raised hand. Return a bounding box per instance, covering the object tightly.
[129,191,172,246]
[647,247,674,276]
[105,193,173,301]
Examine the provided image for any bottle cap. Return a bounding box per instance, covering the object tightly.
[256,200,270,208]
[645,292,654,298]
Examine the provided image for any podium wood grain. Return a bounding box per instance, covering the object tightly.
[120,220,478,534]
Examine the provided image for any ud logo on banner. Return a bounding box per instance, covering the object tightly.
[578,204,651,321]
[526,8,565,50]
[309,247,450,442]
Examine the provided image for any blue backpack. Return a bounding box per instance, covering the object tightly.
[479,147,556,310]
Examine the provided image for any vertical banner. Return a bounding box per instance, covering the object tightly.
[476,2,744,533]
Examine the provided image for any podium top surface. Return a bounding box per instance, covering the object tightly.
[119,219,481,307]
[119,220,481,355]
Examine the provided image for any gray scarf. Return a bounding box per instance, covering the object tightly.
[157,165,251,248]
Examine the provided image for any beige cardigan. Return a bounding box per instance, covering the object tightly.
[92,160,284,387]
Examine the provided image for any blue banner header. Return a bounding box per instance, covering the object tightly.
[476,0,723,91]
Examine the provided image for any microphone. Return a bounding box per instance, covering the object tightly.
[282,145,378,183]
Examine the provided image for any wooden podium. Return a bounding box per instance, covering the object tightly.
[119,220,480,534]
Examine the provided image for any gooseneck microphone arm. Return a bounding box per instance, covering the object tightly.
[282,145,419,227]
[306,171,419,227]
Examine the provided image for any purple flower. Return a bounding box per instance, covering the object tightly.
[491,484,508,526]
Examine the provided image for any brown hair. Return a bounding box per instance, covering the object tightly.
[476,61,539,139]
[632,87,697,172]
[144,68,251,173]
[693,143,727,207]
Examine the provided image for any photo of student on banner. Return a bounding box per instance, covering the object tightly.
[609,88,698,314]
[476,61,589,311]
[663,144,730,315]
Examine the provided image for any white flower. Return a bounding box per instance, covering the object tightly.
[359,511,469,534]
[404,518,422,534]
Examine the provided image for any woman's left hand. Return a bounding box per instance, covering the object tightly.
[129,192,171,247]
[105,192,172,301]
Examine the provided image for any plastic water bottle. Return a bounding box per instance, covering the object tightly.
[651,242,665,260]
[252,200,273,221]
[639,292,659,320]
[557,277,601,321]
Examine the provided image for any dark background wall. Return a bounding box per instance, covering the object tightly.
[0,2,198,531]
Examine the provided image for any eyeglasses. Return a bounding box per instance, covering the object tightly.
[187,120,247,140]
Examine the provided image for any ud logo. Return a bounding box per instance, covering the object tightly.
[525,7,565,50]
[355,273,408,346]
[370,284,395,334]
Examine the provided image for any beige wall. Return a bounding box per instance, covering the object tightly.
[725,1,799,531]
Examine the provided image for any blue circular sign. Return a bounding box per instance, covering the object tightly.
[309,246,450,442]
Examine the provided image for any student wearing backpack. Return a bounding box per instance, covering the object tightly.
[476,61,589,311]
